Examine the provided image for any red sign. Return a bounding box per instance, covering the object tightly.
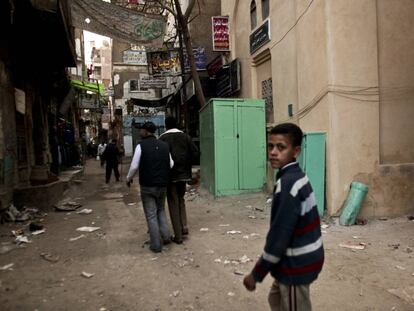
[212,16,230,51]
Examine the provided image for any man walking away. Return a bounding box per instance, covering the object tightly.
[102,139,120,183]
[126,122,174,253]
[159,116,199,244]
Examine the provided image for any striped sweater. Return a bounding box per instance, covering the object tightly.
[252,162,324,285]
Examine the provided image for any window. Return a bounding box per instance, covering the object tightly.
[262,0,269,19]
[250,1,257,30]
[129,79,139,92]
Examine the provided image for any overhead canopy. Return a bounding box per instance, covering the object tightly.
[130,94,174,108]
[71,0,166,48]
[71,79,105,95]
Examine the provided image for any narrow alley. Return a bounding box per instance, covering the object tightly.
[0,159,413,310]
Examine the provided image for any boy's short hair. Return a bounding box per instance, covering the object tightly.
[165,116,177,129]
[270,123,303,147]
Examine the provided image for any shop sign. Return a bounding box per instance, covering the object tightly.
[212,16,230,51]
[123,50,147,65]
[206,55,223,77]
[148,50,181,76]
[139,76,167,89]
[250,19,270,54]
[216,58,241,97]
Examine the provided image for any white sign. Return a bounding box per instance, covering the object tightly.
[123,50,147,65]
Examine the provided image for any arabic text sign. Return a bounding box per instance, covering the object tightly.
[123,50,147,65]
[250,19,270,54]
[212,16,230,51]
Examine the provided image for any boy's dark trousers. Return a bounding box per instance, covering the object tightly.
[268,280,311,311]
[105,162,120,183]
[166,181,188,242]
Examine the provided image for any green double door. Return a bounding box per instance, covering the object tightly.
[202,99,266,196]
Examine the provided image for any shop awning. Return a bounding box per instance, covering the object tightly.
[130,94,174,108]
[71,79,105,95]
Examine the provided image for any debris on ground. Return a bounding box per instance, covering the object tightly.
[0,263,14,271]
[69,234,86,241]
[127,203,136,206]
[266,198,272,204]
[234,270,244,276]
[250,233,260,238]
[54,201,82,212]
[227,292,235,297]
[81,271,94,278]
[200,228,209,232]
[31,229,46,236]
[321,224,330,229]
[171,290,180,297]
[15,235,31,244]
[219,224,230,227]
[214,258,222,263]
[29,222,43,232]
[226,230,242,235]
[40,252,60,263]
[389,243,400,250]
[239,255,251,264]
[387,286,414,305]
[339,242,366,250]
[4,205,41,222]
[254,207,264,212]
[76,226,101,232]
[405,247,413,253]
[407,215,414,221]
[395,265,406,271]
[206,250,215,255]
[76,209,93,215]
[102,193,124,200]
[356,219,367,225]
[12,229,24,236]
[248,215,257,219]
[379,217,388,221]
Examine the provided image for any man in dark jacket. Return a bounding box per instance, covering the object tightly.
[159,116,199,244]
[102,139,121,183]
[126,122,174,253]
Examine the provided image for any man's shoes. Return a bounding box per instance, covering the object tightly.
[171,236,183,244]
[182,228,189,236]
[163,238,171,245]
[149,247,162,253]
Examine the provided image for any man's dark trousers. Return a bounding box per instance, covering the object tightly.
[167,181,188,242]
[106,163,120,183]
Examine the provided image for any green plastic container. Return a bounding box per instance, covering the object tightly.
[339,182,369,226]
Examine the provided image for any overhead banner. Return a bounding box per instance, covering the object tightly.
[71,0,166,48]
[212,16,230,51]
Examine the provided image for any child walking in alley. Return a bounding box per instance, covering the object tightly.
[243,123,324,311]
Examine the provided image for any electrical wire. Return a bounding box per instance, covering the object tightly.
[269,0,315,51]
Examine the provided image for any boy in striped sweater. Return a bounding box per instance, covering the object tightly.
[244,123,324,311]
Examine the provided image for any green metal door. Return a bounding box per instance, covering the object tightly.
[298,133,326,216]
[238,102,266,190]
[215,102,239,194]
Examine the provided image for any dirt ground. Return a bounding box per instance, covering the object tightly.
[0,159,413,311]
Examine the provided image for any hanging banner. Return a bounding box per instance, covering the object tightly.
[71,0,166,48]
[212,16,230,51]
